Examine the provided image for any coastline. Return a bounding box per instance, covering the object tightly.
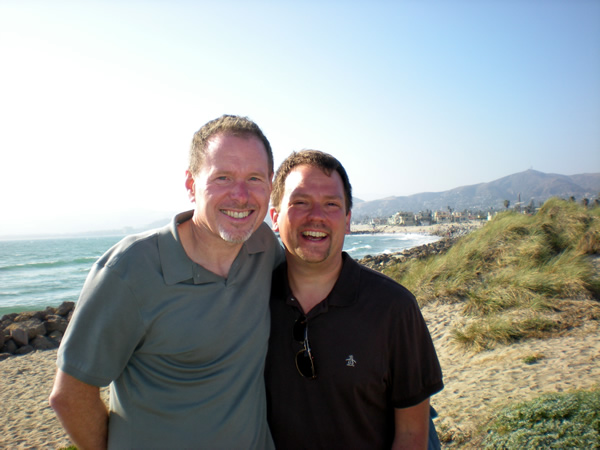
[350,220,485,238]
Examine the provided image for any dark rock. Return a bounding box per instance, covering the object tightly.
[14,310,46,322]
[0,304,75,359]
[15,345,34,355]
[31,335,58,350]
[56,301,75,317]
[1,313,18,323]
[10,327,28,347]
[2,338,17,354]
[358,237,459,271]
[45,315,68,333]
[6,318,46,340]
[48,330,64,343]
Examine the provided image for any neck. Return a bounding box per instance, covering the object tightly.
[286,254,343,314]
[178,219,242,278]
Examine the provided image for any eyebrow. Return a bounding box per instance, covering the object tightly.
[289,192,344,202]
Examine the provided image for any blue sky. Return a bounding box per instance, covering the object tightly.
[1,0,599,236]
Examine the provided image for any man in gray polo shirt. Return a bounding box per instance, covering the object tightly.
[50,115,284,449]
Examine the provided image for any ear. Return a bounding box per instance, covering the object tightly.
[270,207,279,232]
[185,171,196,203]
[345,211,352,235]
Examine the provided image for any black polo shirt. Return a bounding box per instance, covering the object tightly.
[265,253,444,449]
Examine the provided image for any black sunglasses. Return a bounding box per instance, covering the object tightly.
[293,315,316,379]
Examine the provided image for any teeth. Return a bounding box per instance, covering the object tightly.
[224,210,251,219]
[303,231,327,238]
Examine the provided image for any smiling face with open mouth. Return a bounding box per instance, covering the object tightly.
[272,164,351,266]
[186,133,272,246]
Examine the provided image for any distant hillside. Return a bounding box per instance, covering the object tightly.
[352,170,600,219]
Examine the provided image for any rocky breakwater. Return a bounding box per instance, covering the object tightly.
[358,237,457,271]
[0,301,74,361]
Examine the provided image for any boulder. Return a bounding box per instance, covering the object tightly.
[15,345,34,355]
[6,318,46,340]
[1,313,18,323]
[31,335,58,350]
[2,338,17,354]
[48,330,64,343]
[0,302,74,358]
[45,315,68,333]
[14,310,46,322]
[10,327,28,347]
[56,301,75,317]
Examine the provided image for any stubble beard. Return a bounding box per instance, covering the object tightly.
[295,244,331,264]
[218,219,258,244]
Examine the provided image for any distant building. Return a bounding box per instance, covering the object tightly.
[415,210,432,226]
[434,210,452,223]
[389,211,416,226]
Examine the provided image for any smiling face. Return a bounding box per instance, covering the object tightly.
[186,133,272,245]
[271,164,351,266]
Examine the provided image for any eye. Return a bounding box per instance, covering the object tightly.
[213,175,231,184]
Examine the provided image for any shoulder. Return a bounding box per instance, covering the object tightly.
[96,227,162,273]
[247,222,284,264]
[250,222,279,245]
[350,256,415,299]
[342,255,419,312]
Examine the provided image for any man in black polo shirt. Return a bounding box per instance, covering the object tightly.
[265,150,444,449]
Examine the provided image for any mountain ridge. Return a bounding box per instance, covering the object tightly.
[352,169,600,219]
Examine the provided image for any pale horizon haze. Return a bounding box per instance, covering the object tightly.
[1,1,599,237]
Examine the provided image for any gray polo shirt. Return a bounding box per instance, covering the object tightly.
[58,211,283,449]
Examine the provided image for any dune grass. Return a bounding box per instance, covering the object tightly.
[385,197,600,351]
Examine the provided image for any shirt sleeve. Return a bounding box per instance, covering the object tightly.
[389,292,444,409]
[57,262,146,387]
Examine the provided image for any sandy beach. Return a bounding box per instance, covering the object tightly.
[1,299,598,448]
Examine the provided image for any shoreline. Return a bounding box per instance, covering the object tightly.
[350,220,485,238]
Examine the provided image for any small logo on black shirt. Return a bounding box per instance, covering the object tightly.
[345,355,357,367]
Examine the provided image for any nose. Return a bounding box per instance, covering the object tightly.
[307,203,325,221]
[230,180,250,201]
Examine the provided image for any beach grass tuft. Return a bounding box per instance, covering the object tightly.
[384,197,600,350]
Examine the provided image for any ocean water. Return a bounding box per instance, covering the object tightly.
[0,232,439,315]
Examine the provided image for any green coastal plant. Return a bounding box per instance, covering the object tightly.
[521,352,545,365]
[384,197,600,350]
[478,388,600,448]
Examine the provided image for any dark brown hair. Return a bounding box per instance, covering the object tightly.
[271,150,353,213]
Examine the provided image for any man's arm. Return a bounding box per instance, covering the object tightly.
[49,369,109,450]
[392,398,430,450]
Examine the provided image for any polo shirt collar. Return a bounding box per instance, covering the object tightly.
[158,211,269,285]
[326,252,361,308]
[280,252,361,315]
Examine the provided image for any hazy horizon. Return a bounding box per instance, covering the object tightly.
[2,167,597,240]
